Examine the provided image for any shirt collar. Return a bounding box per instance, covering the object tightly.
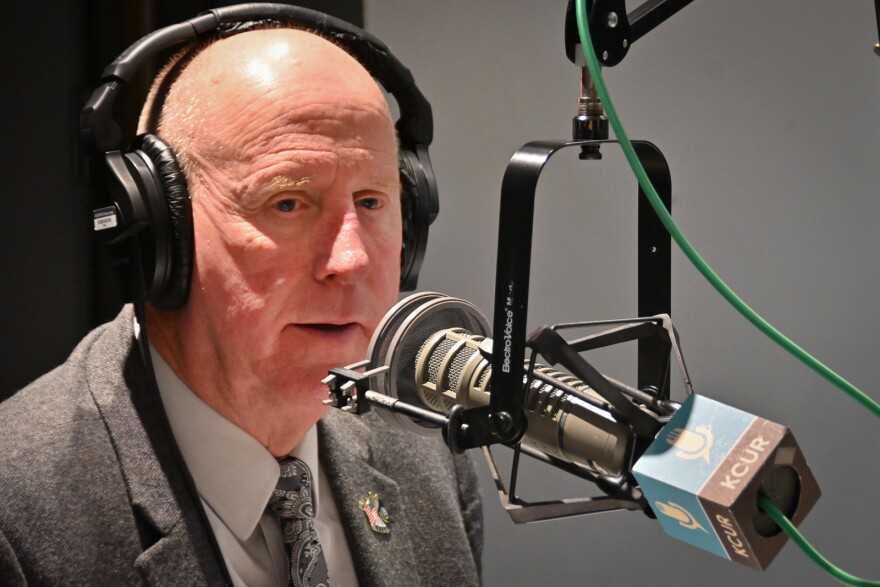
[150,345,321,541]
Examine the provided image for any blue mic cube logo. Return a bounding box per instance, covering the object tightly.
[632,394,820,570]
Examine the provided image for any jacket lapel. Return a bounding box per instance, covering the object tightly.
[319,410,421,586]
[132,515,227,587]
[87,307,229,586]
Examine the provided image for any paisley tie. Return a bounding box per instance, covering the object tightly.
[268,457,331,587]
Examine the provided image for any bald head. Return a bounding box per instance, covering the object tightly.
[142,28,394,176]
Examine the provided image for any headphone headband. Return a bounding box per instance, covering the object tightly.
[81,3,433,155]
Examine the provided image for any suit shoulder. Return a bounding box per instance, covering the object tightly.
[0,308,147,585]
[0,307,139,487]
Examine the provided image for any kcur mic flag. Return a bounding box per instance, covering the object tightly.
[632,394,820,570]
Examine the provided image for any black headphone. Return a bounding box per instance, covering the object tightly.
[81,3,438,310]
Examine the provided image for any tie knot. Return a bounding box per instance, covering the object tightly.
[269,457,315,521]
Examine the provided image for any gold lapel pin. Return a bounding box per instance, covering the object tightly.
[359,492,391,534]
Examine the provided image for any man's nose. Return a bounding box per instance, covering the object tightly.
[315,212,370,283]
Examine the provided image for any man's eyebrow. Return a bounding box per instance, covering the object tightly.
[370,178,402,190]
[238,175,311,212]
[267,175,311,190]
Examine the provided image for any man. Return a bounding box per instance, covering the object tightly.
[0,21,482,587]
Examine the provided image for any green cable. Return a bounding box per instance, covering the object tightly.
[574,1,879,583]
[573,2,880,418]
[758,497,880,586]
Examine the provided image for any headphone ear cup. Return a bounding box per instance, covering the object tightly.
[398,147,438,291]
[132,134,193,310]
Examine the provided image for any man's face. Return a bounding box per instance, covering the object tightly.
[168,31,402,414]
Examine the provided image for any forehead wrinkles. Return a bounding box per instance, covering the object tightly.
[205,99,398,169]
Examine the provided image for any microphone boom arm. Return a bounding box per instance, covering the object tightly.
[564,0,696,68]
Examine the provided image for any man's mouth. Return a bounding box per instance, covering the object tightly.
[300,322,356,332]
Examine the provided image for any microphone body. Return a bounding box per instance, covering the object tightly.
[417,327,633,476]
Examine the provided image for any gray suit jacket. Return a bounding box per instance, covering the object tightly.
[0,307,482,586]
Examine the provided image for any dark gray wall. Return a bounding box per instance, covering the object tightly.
[0,1,92,398]
[365,1,880,585]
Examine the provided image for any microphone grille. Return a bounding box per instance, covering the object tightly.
[421,336,452,382]
[445,341,475,394]
[417,336,458,412]
[366,292,490,435]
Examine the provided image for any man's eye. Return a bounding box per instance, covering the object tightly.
[275,199,297,212]
[358,197,381,210]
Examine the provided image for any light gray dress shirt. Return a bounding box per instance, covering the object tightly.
[150,346,359,586]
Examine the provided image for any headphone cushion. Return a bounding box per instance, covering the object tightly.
[134,134,193,309]
[398,149,433,291]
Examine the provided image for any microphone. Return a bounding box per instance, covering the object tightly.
[363,292,639,478]
[340,292,821,569]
